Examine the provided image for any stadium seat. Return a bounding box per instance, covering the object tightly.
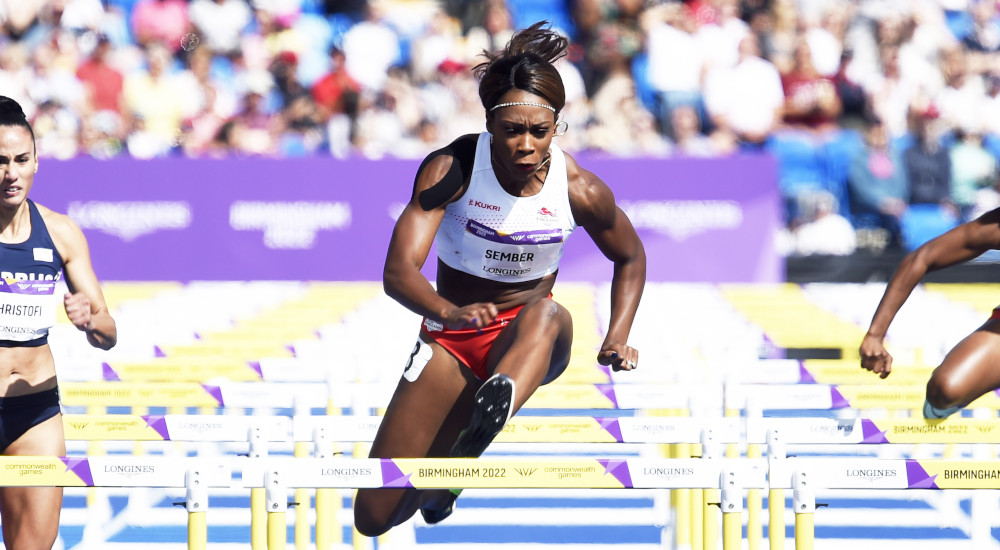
[900,203,959,250]
[631,52,658,116]
[943,9,973,42]
[822,128,865,221]
[326,12,358,49]
[506,0,576,38]
[983,133,1000,164]
[765,131,831,221]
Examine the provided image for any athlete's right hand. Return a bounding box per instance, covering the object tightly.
[859,334,892,379]
[64,291,93,332]
[444,302,499,330]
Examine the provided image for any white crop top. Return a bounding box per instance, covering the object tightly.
[435,132,578,283]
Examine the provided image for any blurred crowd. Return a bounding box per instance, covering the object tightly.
[3,0,1000,255]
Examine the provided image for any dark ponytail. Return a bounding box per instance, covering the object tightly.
[0,96,35,149]
[474,21,568,117]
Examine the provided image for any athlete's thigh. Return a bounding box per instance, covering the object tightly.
[0,414,65,545]
[486,299,573,378]
[368,337,478,459]
[5,412,66,456]
[932,318,1000,397]
[356,337,477,528]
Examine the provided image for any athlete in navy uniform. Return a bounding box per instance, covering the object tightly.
[353,22,646,536]
[0,96,117,549]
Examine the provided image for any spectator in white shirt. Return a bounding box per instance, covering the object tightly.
[341,2,401,92]
[704,32,784,149]
[188,0,252,57]
[642,3,706,140]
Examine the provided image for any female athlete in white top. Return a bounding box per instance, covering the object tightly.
[353,22,646,536]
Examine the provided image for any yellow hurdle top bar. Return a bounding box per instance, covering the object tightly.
[62,414,742,444]
[733,359,935,385]
[66,413,1000,445]
[98,356,939,386]
[747,416,1000,444]
[62,381,1000,411]
[1,455,998,490]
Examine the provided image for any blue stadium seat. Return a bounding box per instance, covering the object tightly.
[900,203,959,250]
[326,13,358,49]
[983,133,1000,164]
[766,132,827,194]
[891,132,915,152]
[822,128,865,221]
[506,0,576,38]
[631,52,658,116]
[106,0,140,20]
[943,9,973,42]
[765,131,831,221]
[300,0,323,14]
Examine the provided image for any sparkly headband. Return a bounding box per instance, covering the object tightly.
[490,101,556,113]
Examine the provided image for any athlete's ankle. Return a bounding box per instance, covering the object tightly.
[923,398,961,419]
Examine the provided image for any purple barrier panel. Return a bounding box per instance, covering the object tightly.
[32,157,416,281]
[558,153,781,282]
[31,154,780,283]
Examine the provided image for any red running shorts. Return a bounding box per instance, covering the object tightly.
[420,303,529,380]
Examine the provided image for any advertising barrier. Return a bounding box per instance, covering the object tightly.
[33,154,780,282]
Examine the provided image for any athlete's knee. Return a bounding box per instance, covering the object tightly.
[353,490,396,538]
[354,516,391,538]
[2,528,59,550]
[926,372,965,409]
[542,360,569,385]
[521,298,570,333]
[353,507,391,538]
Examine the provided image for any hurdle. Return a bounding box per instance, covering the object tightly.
[12,452,1000,549]
[0,455,231,550]
[56,380,739,549]
[748,412,1000,548]
[724,381,1000,412]
[61,412,744,547]
[0,453,767,550]
[70,280,1000,545]
[723,379,1000,550]
[66,378,993,548]
[769,455,1000,549]
[727,357,938,386]
[58,380,731,410]
[746,415,1000,447]
[65,372,1000,549]
[62,411,745,446]
[61,379,1000,413]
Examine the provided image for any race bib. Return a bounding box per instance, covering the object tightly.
[0,279,57,341]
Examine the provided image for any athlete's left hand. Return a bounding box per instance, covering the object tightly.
[597,344,638,372]
[859,334,893,379]
[64,292,93,332]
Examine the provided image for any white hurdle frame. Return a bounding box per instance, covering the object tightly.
[60,412,744,550]
[7,453,1000,549]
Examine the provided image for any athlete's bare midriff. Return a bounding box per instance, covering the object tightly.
[436,259,557,311]
[0,346,58,396]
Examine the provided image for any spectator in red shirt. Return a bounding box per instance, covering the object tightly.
[780,36,841,134]
[311,46,361,123]
[76,35,124,116]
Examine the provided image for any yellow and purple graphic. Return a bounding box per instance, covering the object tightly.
[380,458,633,489]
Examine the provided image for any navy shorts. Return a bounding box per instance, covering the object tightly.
[0,387,61,452]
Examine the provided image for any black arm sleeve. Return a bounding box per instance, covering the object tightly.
[415,134,477,211]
